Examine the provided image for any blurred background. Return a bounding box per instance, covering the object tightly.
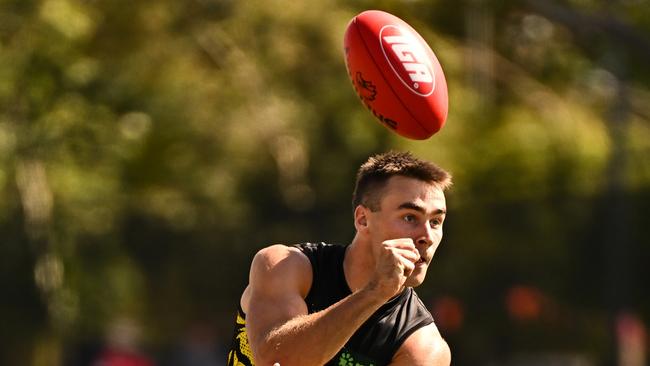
[1,0,649,365]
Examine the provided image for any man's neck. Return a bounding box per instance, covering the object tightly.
[343,237,376,293]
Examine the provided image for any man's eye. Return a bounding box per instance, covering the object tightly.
[430,219,442,227]
[403,215,416,223]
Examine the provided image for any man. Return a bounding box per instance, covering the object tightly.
[227,151,452,366]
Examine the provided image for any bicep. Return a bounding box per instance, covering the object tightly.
[244,245,312,350]
[390,324,451,366]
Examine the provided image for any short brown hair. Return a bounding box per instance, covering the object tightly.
[352,151,452,211]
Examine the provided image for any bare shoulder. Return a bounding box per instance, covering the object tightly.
[253,244,309,267]
[391,323,451,366]
[250,244,312,279]
[241,244,312,312]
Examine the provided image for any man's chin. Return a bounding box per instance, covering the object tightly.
[405,274,426,288]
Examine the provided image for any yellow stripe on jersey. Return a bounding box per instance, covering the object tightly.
[227,308,255,366]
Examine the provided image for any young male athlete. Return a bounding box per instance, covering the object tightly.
[227,151,452,366]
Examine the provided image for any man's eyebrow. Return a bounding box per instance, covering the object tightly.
[398,202,446,215]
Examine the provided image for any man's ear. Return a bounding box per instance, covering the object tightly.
[354,205,369,231]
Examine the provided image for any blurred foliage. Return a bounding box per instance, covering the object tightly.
[1,0,649,365]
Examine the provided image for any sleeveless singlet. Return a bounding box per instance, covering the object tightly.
[227,242,434,366]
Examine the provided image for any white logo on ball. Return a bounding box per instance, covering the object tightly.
[380,25,435,97]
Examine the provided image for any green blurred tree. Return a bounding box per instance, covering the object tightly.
[0,0,648,365]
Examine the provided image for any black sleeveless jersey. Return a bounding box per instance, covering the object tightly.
[227,242,434,366]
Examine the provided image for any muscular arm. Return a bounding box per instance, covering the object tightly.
[243,245,388,366]
[244,239,420,366]
[390,323,451,366]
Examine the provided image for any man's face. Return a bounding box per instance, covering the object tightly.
[365,176,447,287]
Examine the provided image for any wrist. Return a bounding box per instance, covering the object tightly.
[357,280,395,306]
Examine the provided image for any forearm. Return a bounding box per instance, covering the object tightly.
[252,288,385,366]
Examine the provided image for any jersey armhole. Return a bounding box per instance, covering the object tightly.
[293,243,317,306]
[391,316,435,361]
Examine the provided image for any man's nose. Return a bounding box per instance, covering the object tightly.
[416,223,435,246]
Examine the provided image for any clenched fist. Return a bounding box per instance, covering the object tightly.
[366,238,420,300]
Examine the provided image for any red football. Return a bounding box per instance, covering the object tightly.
[344,10,448,140]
